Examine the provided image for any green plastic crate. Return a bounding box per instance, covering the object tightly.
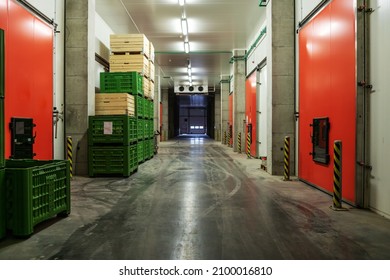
[137,141,145,163]
[88,145,138,177]
[136,96,145,118]
[5,160,71,237]
[0,168,5,239]
[129,145,138,171]
[88,115,137,145]
[137,119,145,140]
[148,120,154,139]
[100,72,143,95]
[144,139,154,160]
[146,100,154,119]
[144,119,153,139]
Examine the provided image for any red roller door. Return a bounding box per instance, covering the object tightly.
[298,0,356,202]
[1,0,53,160]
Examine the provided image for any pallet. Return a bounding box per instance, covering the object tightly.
[96,93,135,116]
[110,34,150,59]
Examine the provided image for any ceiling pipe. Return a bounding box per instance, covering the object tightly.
[229,26,267,64]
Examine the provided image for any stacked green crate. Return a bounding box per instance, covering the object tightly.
[89,72,141,177]
[5,160,70,237]
[88,146,137,177]
[146,99,154,120]
[149,120,154,139]
[137,119,144,140]
[143,140,150,160]
[100,72,143,95]
[137,141,144,163]
[88,115,137,145]
[136,95,145,119]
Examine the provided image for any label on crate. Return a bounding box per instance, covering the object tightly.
[104,122,113,135]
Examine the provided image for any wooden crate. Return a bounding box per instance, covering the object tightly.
[149,80,155,100]
[143,77,150,99]
[110,34,150,58]
[95,93,135,116]
[109,54,149,76]
[149,42,155,63]
[149,61,155,82]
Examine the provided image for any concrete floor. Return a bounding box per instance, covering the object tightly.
[1,136,390,260]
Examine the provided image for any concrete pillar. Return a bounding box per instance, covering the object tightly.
[65,0,95,175]
[220,78,230,144]
[214,89,221,141]
[161,87,169,141]
[267,0,295,175]
[232,50,246,152]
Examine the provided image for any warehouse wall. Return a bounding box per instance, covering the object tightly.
[246,25,267,75]
[95,13,112,61]
[369,0,390,218]
[0,0,54,160]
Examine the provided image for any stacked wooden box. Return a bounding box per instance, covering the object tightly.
[109,34,155,101]
[109,34,155,163]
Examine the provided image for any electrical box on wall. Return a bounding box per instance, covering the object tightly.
[9,117,36,159]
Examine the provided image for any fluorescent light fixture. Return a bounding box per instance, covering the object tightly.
[179,0,185,6]
[184,42,190,53]
[189,76,192,83]
[188,68,192,76]
[181,18,188,36]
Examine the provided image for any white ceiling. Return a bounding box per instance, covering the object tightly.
[96,0,266,89]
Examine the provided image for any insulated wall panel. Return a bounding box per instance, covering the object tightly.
[368,0,390,217]
[298,0,356,202]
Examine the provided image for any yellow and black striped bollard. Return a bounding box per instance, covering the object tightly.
[246,132,251,158]
[224,131,227,145]
[238,132,241,153]
[228,129,231,147]
[67,136,73,179]
[332,140,343,210]
[283,136,290,181]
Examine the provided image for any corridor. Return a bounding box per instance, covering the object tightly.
[1,137,390,260]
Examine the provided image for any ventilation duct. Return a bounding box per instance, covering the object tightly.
[174,85,208,94]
